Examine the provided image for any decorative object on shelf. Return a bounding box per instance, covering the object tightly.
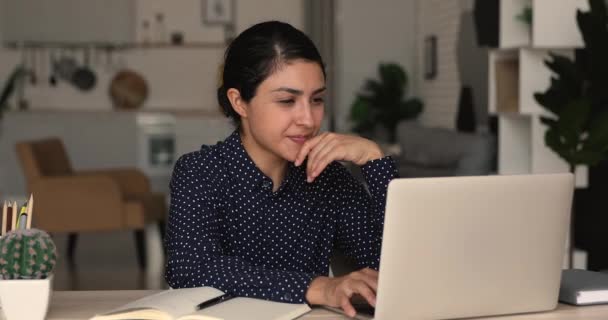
[516,5,533,25]
[534,0,608,268]
[456,86,477,133]
[109,70,149,110]
[0,65,26,119]
[424,35,438,80]
[171,31,185,45]
[202,0,235,25]
[350,63,423,143]
[0,229,57,320]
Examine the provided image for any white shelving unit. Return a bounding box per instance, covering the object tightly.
[489,0,589,188]
[488,0,590,269]
[532,0,589,48]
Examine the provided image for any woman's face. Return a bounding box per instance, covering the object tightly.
[241,59,325,163]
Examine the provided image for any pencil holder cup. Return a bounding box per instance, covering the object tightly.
[0,275,53,320]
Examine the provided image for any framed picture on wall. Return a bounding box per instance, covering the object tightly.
[424,35,437,80]
[202,0,235,25]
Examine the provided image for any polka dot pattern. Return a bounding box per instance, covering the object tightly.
[164,131,397,303]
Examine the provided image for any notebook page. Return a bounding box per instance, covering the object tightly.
[100,287,225,319]
[180,297,311,320]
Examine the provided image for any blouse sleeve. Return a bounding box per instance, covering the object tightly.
[333,156,398,269]
[164,154,317,303]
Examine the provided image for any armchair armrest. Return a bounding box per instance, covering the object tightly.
[30,175,125,232]
[77,168,151,196]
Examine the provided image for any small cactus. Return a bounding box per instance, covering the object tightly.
[0,229,57,280]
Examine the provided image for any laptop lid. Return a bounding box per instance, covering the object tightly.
[375,173,573,319]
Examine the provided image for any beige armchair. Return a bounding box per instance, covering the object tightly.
[15,137,166,269]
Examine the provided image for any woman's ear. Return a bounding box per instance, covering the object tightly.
[227,88,248,119]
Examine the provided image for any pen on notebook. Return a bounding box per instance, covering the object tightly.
[196,293,235,311]
[1,201,7,236]
[26,194,33,229]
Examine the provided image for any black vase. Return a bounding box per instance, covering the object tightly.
[456,86,477,133]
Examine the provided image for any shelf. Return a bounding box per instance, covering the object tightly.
[532,0,588,48]
[124,42,226,49]
[2,41,226,50]
[498,0,532,48]
[489,48,574,116]
[495,0,588,49]
[498,114,532,174]
[498,113,588,187]
[489,50,519,114]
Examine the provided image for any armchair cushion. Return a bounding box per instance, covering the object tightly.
[30,138,74,176]
[77,168,151,198]
[30,175,124,232]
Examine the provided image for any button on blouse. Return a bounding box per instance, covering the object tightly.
[164,131,398,304]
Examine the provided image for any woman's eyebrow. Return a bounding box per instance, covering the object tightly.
[272,87,327,95]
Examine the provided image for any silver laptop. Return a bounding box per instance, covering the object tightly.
[367,173,573,319]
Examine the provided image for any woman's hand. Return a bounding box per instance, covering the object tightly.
[306,268,378,318]
[294,132,384,183]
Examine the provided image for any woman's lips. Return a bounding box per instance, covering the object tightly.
[288,136,309,144]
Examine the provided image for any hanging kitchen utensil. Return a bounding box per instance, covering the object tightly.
[54,54,78,83]
[109,69,148,110]
[49,49,58,86]
[71,47,96,91]
[105,45,114,72]
[29,47,37,85]
[39,47,46,87]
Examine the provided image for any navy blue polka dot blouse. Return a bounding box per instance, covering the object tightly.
[164,131,398,304]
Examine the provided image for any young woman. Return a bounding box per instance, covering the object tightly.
[164,21,398,317]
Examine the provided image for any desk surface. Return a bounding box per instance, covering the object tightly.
[4,290,608,320]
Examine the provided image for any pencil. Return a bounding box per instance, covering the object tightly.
[26,194,33,229]
[11,201,18,231]
[1,201,7,236]
[18,206,27,230]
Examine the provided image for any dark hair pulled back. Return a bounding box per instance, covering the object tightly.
[217,21,326,127]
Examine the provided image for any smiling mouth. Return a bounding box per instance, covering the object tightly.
[288,136,310,144]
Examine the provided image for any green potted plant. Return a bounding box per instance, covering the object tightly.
[0,228,58,320]
[534,0,608,266]
[534,0,608,174]
[350,63,423,143]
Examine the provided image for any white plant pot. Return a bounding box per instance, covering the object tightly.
[0,275,52,320]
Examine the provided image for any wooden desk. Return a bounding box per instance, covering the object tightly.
[3,290,608,320]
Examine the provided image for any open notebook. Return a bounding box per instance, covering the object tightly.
[89,287,311,320]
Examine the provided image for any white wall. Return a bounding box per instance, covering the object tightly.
[415,0,463,129]
[0,0,304,112]
[413,0,489,131]
[334,0,417,133]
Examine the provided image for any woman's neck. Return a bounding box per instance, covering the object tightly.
[240,131,287,192]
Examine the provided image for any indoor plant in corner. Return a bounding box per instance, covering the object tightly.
[0,228,58,320]
[534,0,608,267]
[350,62,423,143]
